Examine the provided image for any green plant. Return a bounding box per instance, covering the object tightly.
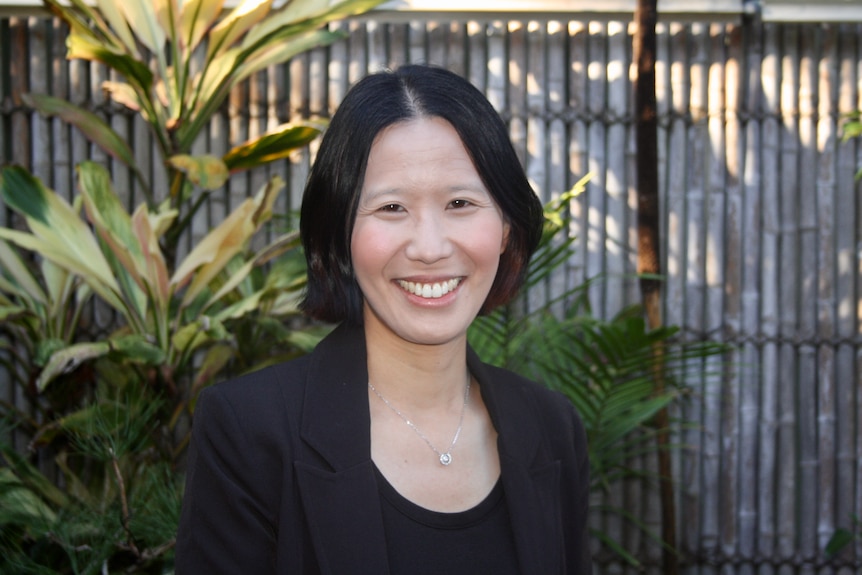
[0,0,384,572]
[841,110,862,180]
[469,175,726,567]
[826,514,861,558]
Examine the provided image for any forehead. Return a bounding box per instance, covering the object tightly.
[362,117,482,188]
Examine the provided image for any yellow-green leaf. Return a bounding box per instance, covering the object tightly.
[103,81,143,114]
[235,30,343,85]
[180,0,226,53]
[77,162,152,318]
[22,94,138,169]
[242,0,385,51]
[0,238,46,305]
[224,123,321,172]
[131,204,171,308]
[171,199,257,305]
[168,154,230,190]
[66,34,154,93]
[0,167,121,298]
[37,341,111,391]
[251,174,285,226]
[110,334,167,365]
[94,0,139,55]
[207,0,272,59]
[117,1,166,56]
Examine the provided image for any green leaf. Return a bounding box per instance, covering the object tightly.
[77,162,150,322]
[242,0,386,51]
[0,444,69,508]
[94,0,138,54]
[168,154,230,190]
[223,123,321,172]
[180,0,227,54]
[21,93,138,170]
[172,317,230,356]
[0,468,59,526]
[65,33,154,96]
[234,30,344,85]
[825,527,856,556]
[109,334,166,365]
[116,0,166,57]
[206,0,272,59]
[37,341,111,391]
[0,239,46,305]
[0,167,124,311]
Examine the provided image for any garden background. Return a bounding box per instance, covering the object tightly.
[1,0,861,573]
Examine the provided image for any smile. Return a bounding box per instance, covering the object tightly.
[397,278,462,299]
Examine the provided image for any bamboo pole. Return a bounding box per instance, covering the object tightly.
[567,21,589,292]
[833,22,861,569]
[758,20,781,570]
[525,18,549,314]
[586,21,607,316]
[721,20,742,569]
[28,17,50,187]
[546,19,569,316]
[51,17,72,202]
[739,15,764,572]
[816,22,839,560]
[701,19,727,575]
[776,24,800,575]
[797,24,820,569]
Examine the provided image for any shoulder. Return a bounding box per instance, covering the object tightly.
[479,360,581,427]
[192,355,313,451]
[201,355,312,410]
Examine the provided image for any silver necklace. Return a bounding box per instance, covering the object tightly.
[368,378,471,466]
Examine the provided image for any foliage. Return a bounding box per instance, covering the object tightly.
[469,175,726,567]
[0,0,383,572]
[841,110,862,180]
[825,514,861,558]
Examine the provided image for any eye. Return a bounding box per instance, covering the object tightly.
[378,203,403,213]
[449,199,473,209]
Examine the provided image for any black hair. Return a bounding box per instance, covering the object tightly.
[299,64,544,324]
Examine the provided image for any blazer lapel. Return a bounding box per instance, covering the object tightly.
[469,348,564,575]
[295,324,390,575]
[293,329,563,575]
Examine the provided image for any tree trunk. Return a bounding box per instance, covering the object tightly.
[633,1,679,574]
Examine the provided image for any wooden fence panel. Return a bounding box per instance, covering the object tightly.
[1,12,861,575]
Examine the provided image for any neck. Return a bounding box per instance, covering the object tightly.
[364,323,471,410]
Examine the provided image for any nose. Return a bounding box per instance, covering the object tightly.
[404,212,454,263]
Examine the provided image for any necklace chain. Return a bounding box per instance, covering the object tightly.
[368,378,471,466]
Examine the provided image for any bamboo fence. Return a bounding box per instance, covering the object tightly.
[0,10,860,575]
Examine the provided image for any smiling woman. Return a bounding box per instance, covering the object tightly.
[351,117,509,348]
[176,64,591,575]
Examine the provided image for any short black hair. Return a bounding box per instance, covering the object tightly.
[299,64,544,324]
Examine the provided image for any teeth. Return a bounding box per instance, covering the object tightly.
[398,278,461,299]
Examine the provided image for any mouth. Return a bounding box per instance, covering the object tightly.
[397,278,462,299]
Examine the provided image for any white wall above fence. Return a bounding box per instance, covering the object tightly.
[3,0,862,21]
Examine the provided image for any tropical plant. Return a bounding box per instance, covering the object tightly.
[0,0,384,572]
[826,514,861,558]
[469,176,726,567]
[841,110,862,180]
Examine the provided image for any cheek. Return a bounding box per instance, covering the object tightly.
[467,223,507,269]
[350,223,394,279]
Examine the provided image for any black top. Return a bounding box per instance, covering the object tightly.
[176,324,592,574]
[374,466,521,575]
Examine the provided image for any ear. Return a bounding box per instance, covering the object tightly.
[500,220,511,254]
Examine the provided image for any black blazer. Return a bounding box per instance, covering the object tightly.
[176,324,591,574]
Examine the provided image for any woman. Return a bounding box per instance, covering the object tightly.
[176,64,591,574]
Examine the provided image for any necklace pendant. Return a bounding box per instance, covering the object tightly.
[439,452,452,466]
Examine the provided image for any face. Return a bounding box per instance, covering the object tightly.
[351,117,509,348]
